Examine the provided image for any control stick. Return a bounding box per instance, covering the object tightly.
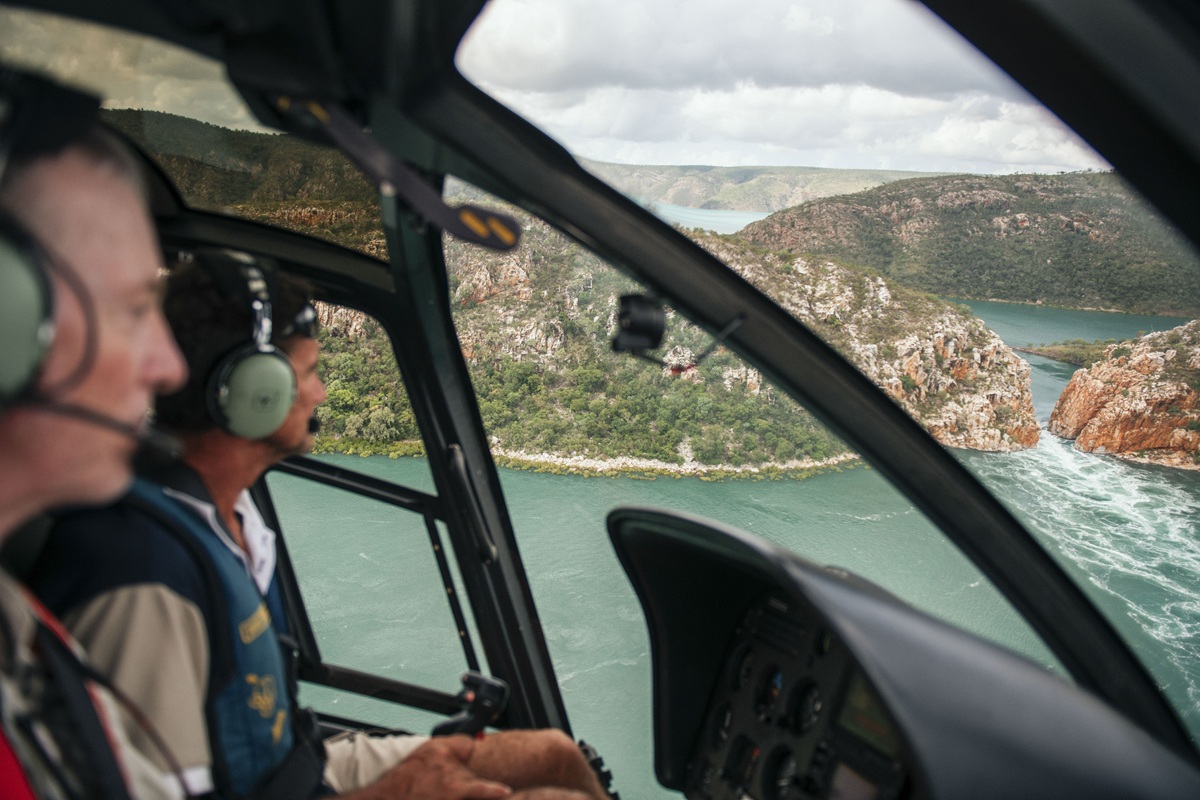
[431,671,510,738]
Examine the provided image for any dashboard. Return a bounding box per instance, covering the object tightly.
[689,595,905,800]
[606,506,1200,800]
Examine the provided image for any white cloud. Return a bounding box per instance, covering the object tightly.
[0,1,1110,176]
[458,0,1110,174]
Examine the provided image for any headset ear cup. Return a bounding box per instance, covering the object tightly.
[208,346,297,439]
[0,216,54,407]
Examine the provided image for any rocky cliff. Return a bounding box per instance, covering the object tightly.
[450,222,1040,455]
[696,235,1039,451]
[1049,320,1200,468]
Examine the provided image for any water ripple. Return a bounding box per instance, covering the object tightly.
[963,434,1200,725]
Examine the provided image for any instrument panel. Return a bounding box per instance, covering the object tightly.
[610,508,1200,800]
[686,595,907,800]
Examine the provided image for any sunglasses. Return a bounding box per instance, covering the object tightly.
[279,303,318,339]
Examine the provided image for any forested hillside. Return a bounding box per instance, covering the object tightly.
[446,220,1037,463]
[104,109,375,206]
[740,172,1200,316]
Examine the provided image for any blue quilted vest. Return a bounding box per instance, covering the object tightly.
[127,479,295,797]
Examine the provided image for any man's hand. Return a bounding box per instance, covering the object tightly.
[348,736,512,800]
[340,730,609,800]
[468,729,611,800]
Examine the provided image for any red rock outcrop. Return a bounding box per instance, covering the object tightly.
[1049,321,1200,469]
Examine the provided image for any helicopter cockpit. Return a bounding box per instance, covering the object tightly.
[2,1,1200,798]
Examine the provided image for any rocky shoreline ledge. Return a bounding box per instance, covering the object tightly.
[490,447,861,480]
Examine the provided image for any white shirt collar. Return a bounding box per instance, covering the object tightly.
[162,487,277,596]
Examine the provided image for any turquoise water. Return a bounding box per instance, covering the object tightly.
[272,301,1200,798]
[950,297,1191,347]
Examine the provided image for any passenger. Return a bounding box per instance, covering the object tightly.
[32,255,610,800]
[0,70,187,798]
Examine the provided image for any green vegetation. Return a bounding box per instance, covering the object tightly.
[448,221,849,469]
[474,357,842,467]
[1156,325,1200,388]
[104,110,375,208]
[304,269,848,471]
[311,317,421,447]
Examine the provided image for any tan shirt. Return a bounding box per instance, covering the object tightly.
[59,489,421,796]
[63,582,213,795]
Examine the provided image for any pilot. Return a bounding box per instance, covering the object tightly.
[31,255,610,800]
[0,69,188,797]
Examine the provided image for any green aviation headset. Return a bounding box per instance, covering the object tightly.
[204,250,298,439]
[0,213,54,408]
[0,68,100,411]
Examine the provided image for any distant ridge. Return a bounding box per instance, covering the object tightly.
[105,109,1196,317]
[739,172,1200,317]
[580,158,950,213]
[102,109,941,215]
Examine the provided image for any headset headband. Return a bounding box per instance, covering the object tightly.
[185,247,298,439]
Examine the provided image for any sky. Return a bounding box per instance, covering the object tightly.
[457,0,1112,174]
[0,0,1110,176]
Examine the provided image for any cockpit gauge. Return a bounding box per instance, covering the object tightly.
[789,679,823,735]
[721,735,761,792]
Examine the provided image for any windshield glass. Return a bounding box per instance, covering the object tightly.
[457,0,1200,748]
[0,6,379,254]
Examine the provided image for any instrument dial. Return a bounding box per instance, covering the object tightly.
[790,679,823,735]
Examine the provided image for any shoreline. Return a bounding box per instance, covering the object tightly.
[491,448,861,480]
[316,436,1200,475]
[312,436,861,480]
